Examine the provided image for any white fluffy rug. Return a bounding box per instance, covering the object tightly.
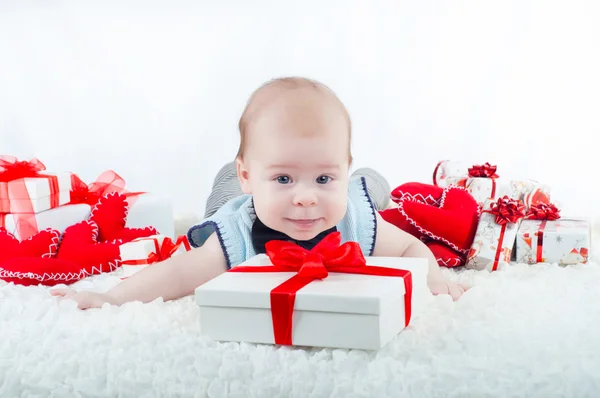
[1,217,600,397]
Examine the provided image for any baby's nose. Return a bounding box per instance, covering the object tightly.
[293,190,317,207]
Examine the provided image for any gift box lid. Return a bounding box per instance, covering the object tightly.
[195,254,429,316]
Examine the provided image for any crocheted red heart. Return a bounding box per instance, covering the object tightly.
[0,227,61,263]
[55,220,121,275]
[89,192,158,243]
[0,257,85,286]
[426,241,464,268]
[383,184,480,254]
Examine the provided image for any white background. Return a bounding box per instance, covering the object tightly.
[1,0,598,221]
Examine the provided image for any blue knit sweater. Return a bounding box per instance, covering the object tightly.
[187,176,378,269]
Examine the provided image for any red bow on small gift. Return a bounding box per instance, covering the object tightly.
[486,196,526,225]
[70,170,144,206]
[0,156,46,182]
[468,162,499,179]
[526,203,560,220]
[121,235,191,266]
[229,232,413,346]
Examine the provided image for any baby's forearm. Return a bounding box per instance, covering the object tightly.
[401,240,445,284]
[106,243,225,306]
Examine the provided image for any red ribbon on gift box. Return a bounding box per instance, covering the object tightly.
[525,202,561,263]
[0,156,61,240]
[483,196,526,271]
[70,170,144,207]
[228,232,413,346]
[121,235,192,266]
[468,162,499,199]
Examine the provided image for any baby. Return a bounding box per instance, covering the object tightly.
[52,77,467,309]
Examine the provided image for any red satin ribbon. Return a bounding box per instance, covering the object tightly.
[484,196,526,225]
[121,235,192,266]
[468,162,499,179]
[483,196,526,271]
[0,156,61,239]
[228,232,413,346]
[70,170,144,207]
[526,203,560,221]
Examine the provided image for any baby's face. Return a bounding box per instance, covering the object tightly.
[237,88,350,240]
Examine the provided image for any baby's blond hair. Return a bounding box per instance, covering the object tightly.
[236,77,352,163]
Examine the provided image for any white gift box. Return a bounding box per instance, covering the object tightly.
[195,255,430,351]
[0,193,174,241]
[118,234,189,278]
[119,235,168,277]
[0,172,72,213]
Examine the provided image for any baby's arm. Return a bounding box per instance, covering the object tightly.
[51,233,228,308]
[372,212,466,300]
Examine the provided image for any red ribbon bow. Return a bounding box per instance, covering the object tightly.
[468,162,499,179]
[526,203,560,220]
[229,232,413,346]
[0,156,47,182]
[121,235,191,266]
[486,196,526,225]
[70,170,143,206]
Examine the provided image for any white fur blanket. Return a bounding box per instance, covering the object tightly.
[1,217,599,397]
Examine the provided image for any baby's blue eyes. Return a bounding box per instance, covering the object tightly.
[275,175,332,184]
[316,175,331,184]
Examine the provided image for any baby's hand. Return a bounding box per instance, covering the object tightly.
[51,288,115,310]
[428,279,468,301]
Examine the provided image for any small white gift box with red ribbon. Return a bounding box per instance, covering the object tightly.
[119,234,191,278]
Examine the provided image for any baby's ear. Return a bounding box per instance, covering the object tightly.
[236,158,252,194]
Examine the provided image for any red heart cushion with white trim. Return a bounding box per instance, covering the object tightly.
[389,185,480,253]
[391,182,444,206]
[0,257,86,286]
[56,220,121,276]
[89,192,158,243]
[426,241,464,268]
[0,228,61,263]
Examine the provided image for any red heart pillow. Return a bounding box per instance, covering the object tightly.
[0,228,61,263]
[0,257,86,286]
[386,185,480,254]
[89,192,158,243]
[391,182,444,206]
[426,241,464,268]
[56,220,121,276]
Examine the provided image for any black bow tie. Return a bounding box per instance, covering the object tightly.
[251,217,337,254]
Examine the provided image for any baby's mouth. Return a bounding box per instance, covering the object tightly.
[286,218,322,228]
